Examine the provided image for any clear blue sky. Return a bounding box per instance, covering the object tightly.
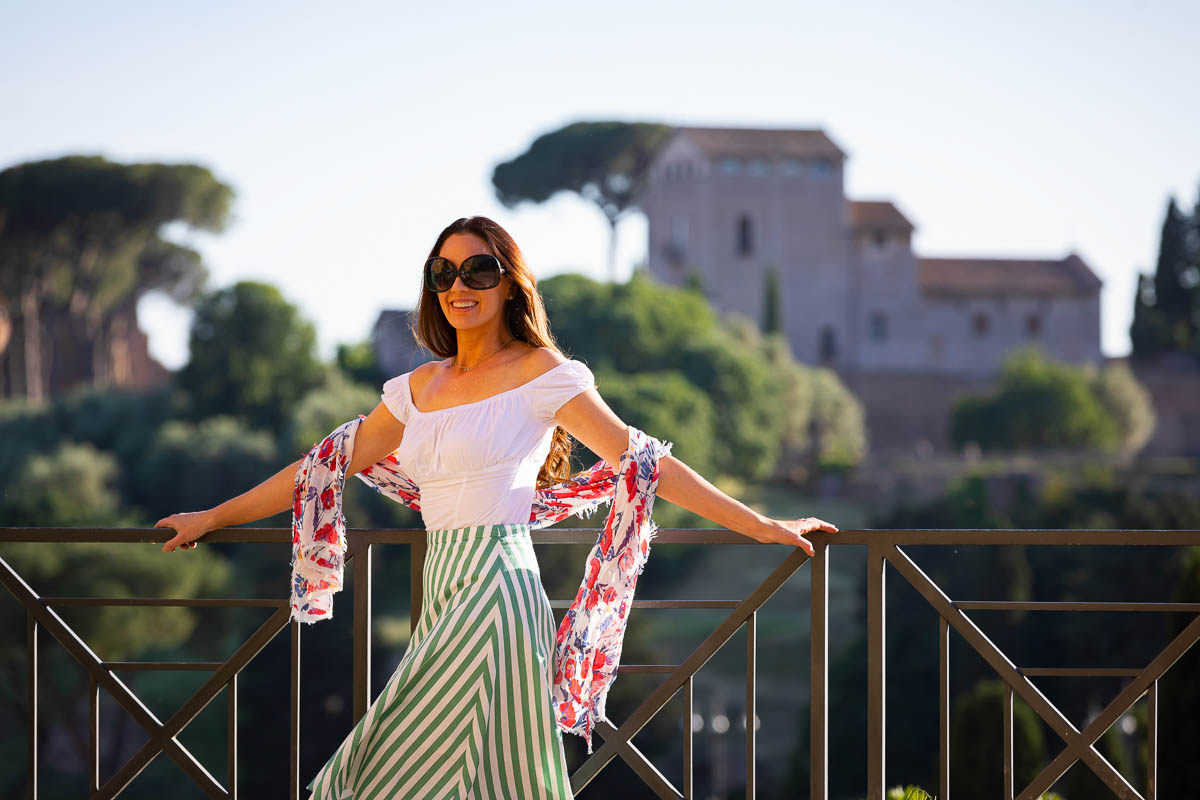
[3,0,1197,367]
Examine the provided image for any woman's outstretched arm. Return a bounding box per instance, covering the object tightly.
[552,384,837,557]
[156,401,407,552]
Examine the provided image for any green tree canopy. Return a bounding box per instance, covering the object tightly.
[1092,359,1156,454]
[492,121,672,281]
[1161,546,1200,795]
[174,280,325,437]
[950,348,1153,453]
[539,270,865,482]
[0,155,233,400]
[131,416,280,519]
[950,679,1045,798]
[1130,191,1200,359]
[286,368,380,458]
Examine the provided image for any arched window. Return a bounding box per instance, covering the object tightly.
[671,215,689,249]
[869,311,888,341]
[819,325,838,363]
[972,312,991,337]
[779,158,805,177]
[736,215,754,257]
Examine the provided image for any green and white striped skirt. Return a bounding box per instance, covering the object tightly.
[307,522,574,799]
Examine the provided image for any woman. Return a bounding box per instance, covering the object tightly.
[155,215,838,798]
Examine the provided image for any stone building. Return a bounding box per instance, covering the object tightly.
[372,126,1154,455]
[639,126,1105,452]
[640,126,1103,378]
[371,309,437,379]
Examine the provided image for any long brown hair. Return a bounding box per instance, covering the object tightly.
[411,216,576,489]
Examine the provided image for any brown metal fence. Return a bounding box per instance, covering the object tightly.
[1,527,1198,799]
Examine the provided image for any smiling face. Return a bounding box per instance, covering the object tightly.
[434,232,513,333]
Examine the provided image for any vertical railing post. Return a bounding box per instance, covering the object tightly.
[1147,680,1157,799]
[809,541,828,800]
[228,672,238,799]
[745,610,756,799]
[683,675,693,799]
[290,620,301,800]
[89,677,99,793]
[867,541,886,800]
[27,612,37,800]
[353,540,373,724]
[939,616,950,800]
[1003,683,1013,799]
[410,537,427,642]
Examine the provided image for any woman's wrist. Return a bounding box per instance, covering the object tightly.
[745,514,784,541]
[200,506,225,533]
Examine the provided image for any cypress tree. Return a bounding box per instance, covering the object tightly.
[762,264,782,334]
[1189,185,1200,356]
[1131,197,1193,356]
[1152,198,1192,347]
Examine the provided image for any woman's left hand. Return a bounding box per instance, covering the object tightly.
[747,517,839,556]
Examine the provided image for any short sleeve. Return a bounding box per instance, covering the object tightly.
[537,360,597,423]
[380,372,413,424]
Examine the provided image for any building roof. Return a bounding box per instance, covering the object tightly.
[918,253,1102,298]
[675,126,846,161]
[849,200,915,233]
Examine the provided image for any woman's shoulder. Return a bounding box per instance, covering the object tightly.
[519,346,571,377]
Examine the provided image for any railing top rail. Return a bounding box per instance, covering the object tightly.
[1,527,1199,546]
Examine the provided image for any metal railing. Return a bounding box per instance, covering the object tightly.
[815,529,1200,800]
[2,527,1198,800]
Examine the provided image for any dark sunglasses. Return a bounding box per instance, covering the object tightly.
[423,254,508,293]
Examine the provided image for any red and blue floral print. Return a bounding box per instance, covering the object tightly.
[290,420,672,755]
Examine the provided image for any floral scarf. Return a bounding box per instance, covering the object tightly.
[289,417,673,753]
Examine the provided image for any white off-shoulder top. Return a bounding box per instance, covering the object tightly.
[379,359,597,531]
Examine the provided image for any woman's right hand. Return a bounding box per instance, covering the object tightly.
[156,511,216,553]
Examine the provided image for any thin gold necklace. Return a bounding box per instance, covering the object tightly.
[454,337,514,371]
